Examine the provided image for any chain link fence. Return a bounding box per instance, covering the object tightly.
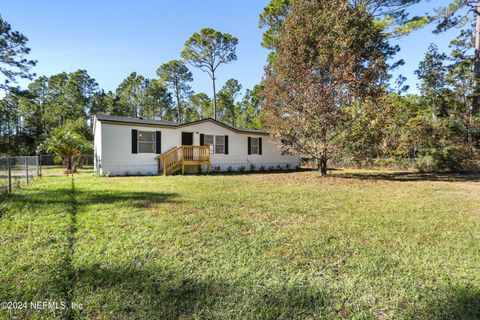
[38,154,94,166]
[0,156,41,197]
[0,154,94,199]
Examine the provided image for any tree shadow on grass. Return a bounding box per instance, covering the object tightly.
[63,176,77,320]
[330,171,480,183]
[72,264,333,319]
[405,285,480,319]
[5,188,180,210]
[0,177,182,319]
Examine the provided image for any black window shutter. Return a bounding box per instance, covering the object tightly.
[259,138,263,155]
[132,129,138,154]
[224,135,229,154]
[200,134,204,146]
[248,137,252,155]
[156,131,162,154]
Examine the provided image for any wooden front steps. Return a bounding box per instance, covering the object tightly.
[156,145,211,176]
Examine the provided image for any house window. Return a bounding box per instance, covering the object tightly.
[215,135,225,154]
[251,137,260,154]
[138,131,155,153]
[204,134,214,153]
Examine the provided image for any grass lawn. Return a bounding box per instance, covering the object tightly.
[0,170,479,319]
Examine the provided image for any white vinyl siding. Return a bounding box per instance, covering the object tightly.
[96,119,300,176]
[138,131,155,153]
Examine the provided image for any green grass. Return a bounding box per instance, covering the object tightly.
[0,170,479,319]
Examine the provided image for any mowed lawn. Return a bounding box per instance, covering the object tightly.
[0,170,479,319]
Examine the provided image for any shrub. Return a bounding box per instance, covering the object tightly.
[415,146,472,172]
[276,164,282,171]
[227,166,234,173]
[460,159,480,173]
[414,155,436,172]
[250,164,256,171]
[238,166,245,173]
[43,125,91,174]
[286,163,291,170]
[268,165,275,171]
[259,165,266,172]
[435,146,470,172]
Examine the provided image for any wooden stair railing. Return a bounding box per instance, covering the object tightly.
[156,146,211,176]
[157,146,182,176]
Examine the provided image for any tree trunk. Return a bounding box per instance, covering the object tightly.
[176,94,181,123]
[175,81,181,123]
[232,104,236,127]
[65,156,72,173]
[472,0,480,148]
[317,156,328,176]
[212,70,217,120]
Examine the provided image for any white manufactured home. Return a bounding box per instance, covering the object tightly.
[93,115,300,176]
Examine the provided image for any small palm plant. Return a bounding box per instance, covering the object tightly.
[44,126,91,173]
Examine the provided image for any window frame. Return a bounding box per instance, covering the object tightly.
[250,137,260,155]
[204,134,215,153]
[215,135,225,154]
[201,134,227,155]
[137,130,156,154]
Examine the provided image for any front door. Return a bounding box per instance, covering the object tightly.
[182,132,193,146]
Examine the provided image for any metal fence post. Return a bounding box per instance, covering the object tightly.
[7,158,12,194]
[37,155,40,177]
[26,157,29,184]
[39,155,42,177]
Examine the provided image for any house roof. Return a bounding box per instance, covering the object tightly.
[94,114,270,135]
[95,114,176,126]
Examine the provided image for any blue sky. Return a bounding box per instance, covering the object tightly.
[2,0,466,96]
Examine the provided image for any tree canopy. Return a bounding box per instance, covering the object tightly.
[0,16,37,91]
[263,0,393,175]
[218,78,242,126]
[259,0,427,61]
[157,60,193,123]
[182,28,238,120]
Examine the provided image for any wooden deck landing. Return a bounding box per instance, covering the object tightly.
[156,146,211,175]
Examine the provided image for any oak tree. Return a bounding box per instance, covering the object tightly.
[259,0,426,61]
[263,0,392,175]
